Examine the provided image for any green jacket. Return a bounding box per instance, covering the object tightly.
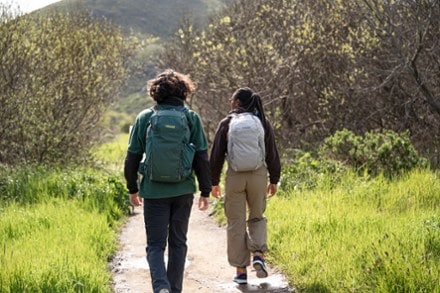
[127,104,209,199]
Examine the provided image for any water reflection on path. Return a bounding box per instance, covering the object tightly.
[219,273,294,293]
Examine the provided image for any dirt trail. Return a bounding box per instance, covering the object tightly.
[111,203,294,293]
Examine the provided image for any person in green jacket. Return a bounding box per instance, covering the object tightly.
[124,69,211,293]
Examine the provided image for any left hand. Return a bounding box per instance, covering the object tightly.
[198,196,209,211]
[211,185,222,199]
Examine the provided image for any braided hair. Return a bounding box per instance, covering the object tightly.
[232,87,267,129]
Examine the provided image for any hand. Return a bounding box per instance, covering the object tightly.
[211,185,222,199]
[267,183,277,198]
[129,193,143,207]
[198,196,209,211]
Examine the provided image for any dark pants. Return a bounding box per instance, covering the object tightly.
[143,194,194,293]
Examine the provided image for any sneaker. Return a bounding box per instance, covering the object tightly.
[158,289,170,293]
[233,272,247,284]
[253,255,268,278]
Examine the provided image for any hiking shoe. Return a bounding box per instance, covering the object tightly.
[253,255,268,278]
[233,272,248,284]
[158,289,170,293]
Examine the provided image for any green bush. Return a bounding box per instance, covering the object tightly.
[319,129,427,177]
[0,9,135,165]
[280,150,348,191]
[280,129,427,192]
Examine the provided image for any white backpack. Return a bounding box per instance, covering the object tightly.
[227,112,265,172]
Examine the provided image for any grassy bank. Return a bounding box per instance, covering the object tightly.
[1,200,116,292]
[93,133,129,173]
[0,166,129,292]
[266,169,440,292]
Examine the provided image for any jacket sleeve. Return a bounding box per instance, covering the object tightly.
[124,151,143,194]
[187,110,211,197]
[264,119,281,184]
[193,150,211,197]
[210,118,229,186]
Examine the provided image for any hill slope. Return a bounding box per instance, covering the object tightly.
[47,0,227,39]
[39,0,229,130]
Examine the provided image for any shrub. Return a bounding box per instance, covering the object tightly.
[280,150,348,191]
[319,129,427,177]
[0,8,135,165]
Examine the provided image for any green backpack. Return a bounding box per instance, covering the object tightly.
[143,106,195,183]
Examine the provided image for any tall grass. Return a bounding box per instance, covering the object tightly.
[0,200,116,292]
[0,163,129,292]
[93,133,129,174]
[0,166,129,225]
[266,169,440,292]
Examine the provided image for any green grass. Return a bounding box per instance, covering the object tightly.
[0,200,116,292]
[266,169,440,292]
[4,133,439,292]
[93,133,130,173]
[0,163,129,292]
[0,166,129,223]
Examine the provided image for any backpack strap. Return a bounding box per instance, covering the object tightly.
[181,106,192,130]
[148,105,192,130]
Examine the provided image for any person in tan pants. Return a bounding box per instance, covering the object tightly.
[210,87,281,284]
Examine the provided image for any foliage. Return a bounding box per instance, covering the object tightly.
[0,8,134,165]
[280,150,348,191]
[0,201,117,292]
[0,163,130,291]
[320,129,428,177]
[267,169,440,292]
[114,36,162,113]
[40,0,229,119]
[101,109,136,136]
[0,165,130,225]
[92,133,130,174]
[211,197,227,225]
[280,129,426,192]
[161,0,440,167]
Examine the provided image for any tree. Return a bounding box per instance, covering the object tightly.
[355,0,440,163]
[0,8,135,165]
[160,0,440,165]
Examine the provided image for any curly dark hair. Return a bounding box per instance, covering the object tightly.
[147,69,195,102]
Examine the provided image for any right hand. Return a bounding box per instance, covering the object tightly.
[129,192,143,207]
[267,183,278,198]
[211,185,222,199]
[198,196,209,211]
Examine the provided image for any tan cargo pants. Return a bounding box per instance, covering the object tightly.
[224,165,268,267]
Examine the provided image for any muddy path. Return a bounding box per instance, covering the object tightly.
[111,203,294,293]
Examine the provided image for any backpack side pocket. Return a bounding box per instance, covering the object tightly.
[181,143,196,179]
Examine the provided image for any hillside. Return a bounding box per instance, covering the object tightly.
[38,0,230,126]
[46,0,228,39]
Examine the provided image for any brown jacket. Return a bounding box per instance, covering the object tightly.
[210,111,281,185]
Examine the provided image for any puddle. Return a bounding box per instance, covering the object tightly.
[218,271,294,293]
